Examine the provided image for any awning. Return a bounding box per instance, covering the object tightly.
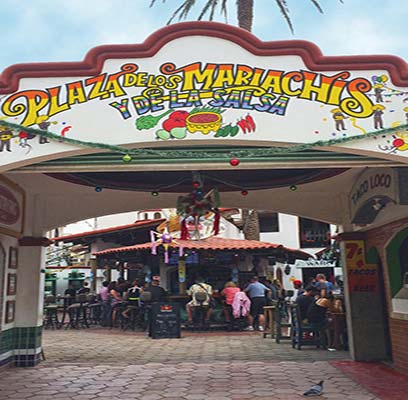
[94,237,312,260]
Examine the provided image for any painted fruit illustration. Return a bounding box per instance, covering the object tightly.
[156,110,188,140]
[186,111,222,134]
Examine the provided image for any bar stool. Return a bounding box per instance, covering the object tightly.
[262,304,276,339]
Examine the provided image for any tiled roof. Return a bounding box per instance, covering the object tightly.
[53,219,165,243]
[94,237,311,259]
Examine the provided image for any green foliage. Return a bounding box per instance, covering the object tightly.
[150,0,344,34]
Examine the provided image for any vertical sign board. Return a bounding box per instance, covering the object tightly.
[150,302,181,339]
[345,240,379,293]
[0,177,24,238]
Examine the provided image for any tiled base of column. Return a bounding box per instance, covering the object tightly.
[14,352,42,367]
[0,326,42,368]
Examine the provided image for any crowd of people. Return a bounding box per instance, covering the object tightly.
[62,272,344,342]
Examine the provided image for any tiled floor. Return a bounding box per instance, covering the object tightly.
[0,328,404,399]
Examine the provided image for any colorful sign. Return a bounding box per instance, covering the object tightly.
[345,240,379,293]
[2,23,408,171]
[0,176,24,237]
[178,260,186,283]
[349,168,398,224]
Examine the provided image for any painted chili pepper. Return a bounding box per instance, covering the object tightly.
[237,119,251,133]
[245,115,256,131]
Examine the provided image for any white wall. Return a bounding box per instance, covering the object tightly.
[260,213,299,248]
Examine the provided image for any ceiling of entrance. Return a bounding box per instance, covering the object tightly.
[46,168,346,192]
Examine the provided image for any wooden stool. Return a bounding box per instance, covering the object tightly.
[263,305,276,338]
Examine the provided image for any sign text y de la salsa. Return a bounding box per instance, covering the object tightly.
[1,62,375,126]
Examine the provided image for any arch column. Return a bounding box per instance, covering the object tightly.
[12,193,49,367]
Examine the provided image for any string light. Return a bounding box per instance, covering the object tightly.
[290,185,297,191]
[151,191,159,196]
[95,186,103,192]
[122,154,132,163]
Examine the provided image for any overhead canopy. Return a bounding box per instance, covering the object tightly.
[94,236,312,260]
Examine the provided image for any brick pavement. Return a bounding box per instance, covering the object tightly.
[0,329,385,399]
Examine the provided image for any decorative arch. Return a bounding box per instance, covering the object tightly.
[386,227,408,297]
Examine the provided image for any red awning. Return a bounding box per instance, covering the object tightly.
[94,237,312,259]
[53,218,165,243]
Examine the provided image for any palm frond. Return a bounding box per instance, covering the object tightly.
[165,0,197,24]
[198,0,218,20]
[309,0,323,14]
[221,0,228,21]
[274,0,294,34]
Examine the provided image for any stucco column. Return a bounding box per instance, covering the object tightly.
[13,194,49,366]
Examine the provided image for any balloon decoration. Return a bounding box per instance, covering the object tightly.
[176,180,221,240]
[150,227,183,264]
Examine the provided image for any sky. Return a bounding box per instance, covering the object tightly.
[0,0,407,72]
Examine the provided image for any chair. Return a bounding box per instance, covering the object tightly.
[275,300,291,343]
[43,295,59,329]
[289,304,326,350]
[87,295,102,325]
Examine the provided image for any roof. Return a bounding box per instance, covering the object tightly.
[53,218,165,243]
[94,237,312,259]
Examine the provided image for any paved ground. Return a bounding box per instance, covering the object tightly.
[0,328,404,400]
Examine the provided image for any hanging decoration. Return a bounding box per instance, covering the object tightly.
[150,227,183,264]
[176,177,221,240]
[1,120,408,161]
[122,154,132,163]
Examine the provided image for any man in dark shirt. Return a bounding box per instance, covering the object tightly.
[295,285,318,321]
[64,284,76,297]
[145,279,167,302]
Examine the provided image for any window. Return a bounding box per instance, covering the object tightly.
[143,213,149,220]
[154,212,162,219]
[299,218,331,248]
[258,211,279,232]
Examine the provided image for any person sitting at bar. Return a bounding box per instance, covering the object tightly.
[77,281,91,295]
[122,279,143,319]
[221,281,240,322]
[295,285,319,321]
[186,277,213,325]
[306,294,335,331]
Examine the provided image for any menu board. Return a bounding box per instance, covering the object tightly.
[150,302,181,339]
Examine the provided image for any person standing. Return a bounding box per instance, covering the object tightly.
[221,281,240,322]
[244,276,271,332]
[144,278,167,303]
[315,273,333,297]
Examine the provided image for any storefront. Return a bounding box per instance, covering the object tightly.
[1,22,408,372]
